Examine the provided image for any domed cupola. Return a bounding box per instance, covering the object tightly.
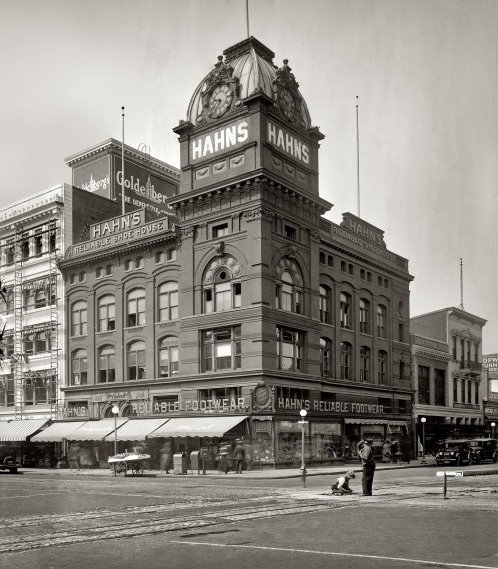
[186,36,312,132]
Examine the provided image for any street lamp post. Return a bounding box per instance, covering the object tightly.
[111,404,119,456]
[420,417,427,464]
[491,422,496,440]
[298,409,308,486]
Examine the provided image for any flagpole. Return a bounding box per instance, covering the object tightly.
[356,96,360,218]
[459,258,464,310]
[121,106,125,215]
[246,0,250,37]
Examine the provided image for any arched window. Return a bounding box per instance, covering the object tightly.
[126,288,145,327]
[339,293,351,329]
[378,350,387,384]
[276,271,302,314]
[97,295,115,332]
[158,282,178,321]
[340,342,352,379]
[320,337,332,377]
[98,345,115,383]
[360,346,370,382]
[71,300,87,336]
[204,269,241,313]
[319,286,331,324]
[377,304,387,338]
[158,336,179,377]
[127,341,146,380]
[359,298,370,334]
[71,349,87,386]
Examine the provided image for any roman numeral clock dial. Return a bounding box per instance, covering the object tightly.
[208,84,233,118]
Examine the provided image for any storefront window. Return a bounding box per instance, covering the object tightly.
[275,420,303,463]
[311,422,342,461]
[251,419,274,464]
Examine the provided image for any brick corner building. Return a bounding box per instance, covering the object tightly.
[58,37,414,469]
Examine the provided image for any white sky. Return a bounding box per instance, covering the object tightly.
[1,0,497,352]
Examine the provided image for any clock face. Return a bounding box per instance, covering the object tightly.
[279,88,295,120]
[208,84,233,118]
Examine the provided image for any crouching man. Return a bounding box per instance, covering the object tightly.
[331,470,356,494]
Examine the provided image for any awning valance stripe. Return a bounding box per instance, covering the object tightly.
[344,418,389,426]
[0,418,49,441]
[104,418,170,441]
[148,415,248,438]
[30,421,88,442]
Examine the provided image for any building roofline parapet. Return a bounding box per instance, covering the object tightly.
[64,138,180,181]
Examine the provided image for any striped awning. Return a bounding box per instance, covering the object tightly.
[30,421,88,442]
[104,418,170,442]
[344,418,389,425]
[0,418,49,442]
[69,418,129,441]
[148,415,247,438]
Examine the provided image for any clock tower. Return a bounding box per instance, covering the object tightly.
[170,35,332,403]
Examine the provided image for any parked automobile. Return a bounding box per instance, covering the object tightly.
[0,453,20,474]
[435,439,478,466]
[469,438,497,464]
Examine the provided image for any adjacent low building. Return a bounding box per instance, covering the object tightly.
[411,307,487,453]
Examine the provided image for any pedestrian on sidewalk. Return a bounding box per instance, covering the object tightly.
[159,441,173,474]
[331,470,356,494]
[382,440,391,463]
[357,439,376,496]
[218,442,231,474]
[233,439,246,474]
[390,440,399,463]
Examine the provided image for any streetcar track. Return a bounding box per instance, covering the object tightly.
[0,500,333,553]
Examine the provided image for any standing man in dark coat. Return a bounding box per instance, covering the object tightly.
[358,439,376,496]
[233,440,246,474]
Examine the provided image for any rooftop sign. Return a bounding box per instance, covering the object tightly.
[69,211,170,258]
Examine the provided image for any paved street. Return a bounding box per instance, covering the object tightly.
[0,465,497,568]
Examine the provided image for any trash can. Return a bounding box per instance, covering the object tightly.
[173,452,187,475]
[190,450,200,473]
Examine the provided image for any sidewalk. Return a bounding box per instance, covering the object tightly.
[20,456,498,479]
[17,456,448,479]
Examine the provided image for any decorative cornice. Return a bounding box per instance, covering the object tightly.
[64,138,180,180]
[414,348,451,362]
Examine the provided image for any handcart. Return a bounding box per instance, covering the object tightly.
[108,452,151,476]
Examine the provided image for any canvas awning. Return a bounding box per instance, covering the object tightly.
[68,418,129,441]
[30,421,88,442]
[104,418,170,442]
[0,418,49,442]
[148,415,248,438]
[344,418,408,427]
[344,418,389,425]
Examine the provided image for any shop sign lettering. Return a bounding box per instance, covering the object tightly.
[191,121,249,161]
[116,171,170,205]
[92,391,148,403]
[71,219,166,257]
[60,406,88,418]
[131,397,248,416]
[277,398,385,415]
[90,211,144,239]
[267,121,309,165]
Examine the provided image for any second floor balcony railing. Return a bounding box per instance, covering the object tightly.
[458,360,482,371]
